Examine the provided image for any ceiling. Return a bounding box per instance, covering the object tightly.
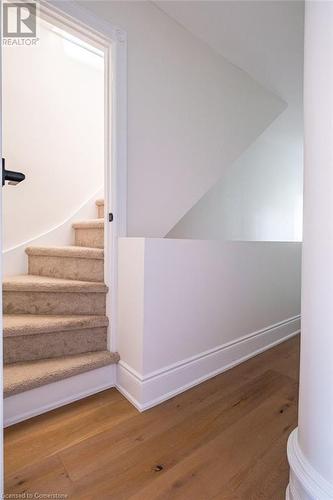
[155,0,304,108]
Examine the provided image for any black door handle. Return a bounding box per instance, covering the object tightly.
[2,158,25,186]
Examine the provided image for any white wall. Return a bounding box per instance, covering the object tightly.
[3,187,103,276]
[117,238,301,409]
[117,237,145,374]
[79,0,285,238]
[155,1,304,243]
[168,110,304,241]
[2,20,104,253]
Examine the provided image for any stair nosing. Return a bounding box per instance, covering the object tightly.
[72,219,104,229]
[3,314,109,337]
[26,246,104,260]
[4,350,119,397]
[3,275,108,293]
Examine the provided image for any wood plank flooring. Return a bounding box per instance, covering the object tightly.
[4,335,300,499]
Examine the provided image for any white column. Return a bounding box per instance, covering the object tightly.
[287,2,333,499]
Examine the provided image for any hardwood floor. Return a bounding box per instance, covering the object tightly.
[4,336,300,499]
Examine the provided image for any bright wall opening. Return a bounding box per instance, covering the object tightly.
[2,18,104,252]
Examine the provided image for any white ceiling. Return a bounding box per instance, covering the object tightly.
[155,0,304,107]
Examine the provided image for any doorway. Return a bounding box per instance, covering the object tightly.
[1,0,127,427]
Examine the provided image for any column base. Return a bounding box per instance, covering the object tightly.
[286,484,297,500]
[287,428,333,500]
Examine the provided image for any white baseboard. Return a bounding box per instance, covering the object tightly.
[286,483,302,500]
[287,428,333,500]
[4,317,301,425]
[117,315,301,411]
[4,364,116,427]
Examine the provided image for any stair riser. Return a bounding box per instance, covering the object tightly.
[4,350,119,398]
[75,228,104,249]
[97,205,104,218]
[3,292,106,315]
[28,255,104,282]
[4,327,107,364]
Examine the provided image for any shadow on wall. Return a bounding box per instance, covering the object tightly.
[167,111,303,243]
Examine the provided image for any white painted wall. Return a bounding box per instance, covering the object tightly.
[168,110,304,241]
[156,1,304,243]
[117,238,301,409]
[117,237,145,374]
[3,186,103,276]
[79,0,285,237]
[2,20,104,253]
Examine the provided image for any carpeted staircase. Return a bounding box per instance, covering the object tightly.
[3,198,119,398]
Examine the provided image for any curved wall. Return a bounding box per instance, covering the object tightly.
[2,21,104,253]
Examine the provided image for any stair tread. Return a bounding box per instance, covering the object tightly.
[3,275,107,293]
[3,314,109,337]
[72,219,104,229]
[26,246,104,260]
[4,350,119,397]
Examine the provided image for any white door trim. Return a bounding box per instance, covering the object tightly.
[1,0,127,434]
[39,0,128,353]
[0,1,4,494]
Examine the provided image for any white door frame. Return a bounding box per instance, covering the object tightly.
[39,0,128,353]
[0,0,127,432]
[0,1,4,494]
[0,1,127,480]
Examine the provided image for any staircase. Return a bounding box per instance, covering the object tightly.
[3,198,119,398]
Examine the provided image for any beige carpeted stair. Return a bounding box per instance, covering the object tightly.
[26,245,104,282]
[3,275,107,315]
[73,219,104,248]
[3,314,109,363]
[4,351,119,397]
[3,199,119,397]
[96,198,104,218]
